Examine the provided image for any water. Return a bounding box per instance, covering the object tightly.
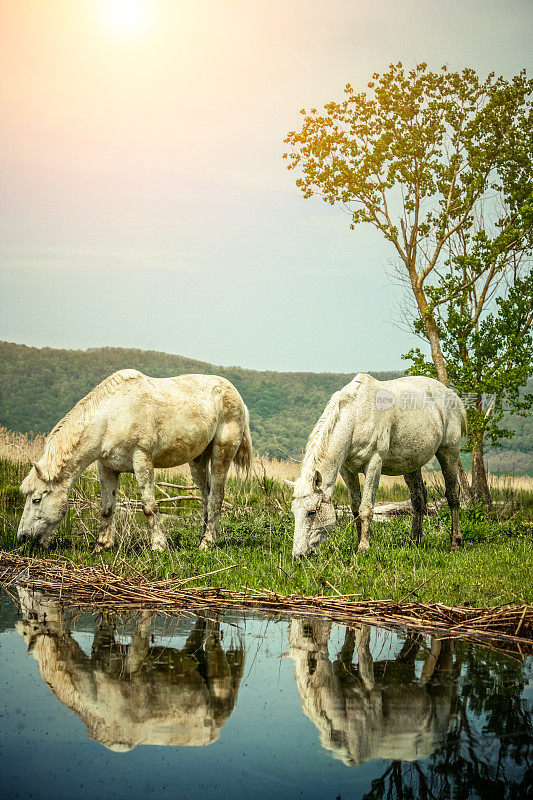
[0,588,531,800]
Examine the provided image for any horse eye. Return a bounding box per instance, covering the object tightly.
[32,497,41,505]
[307,510,317,517]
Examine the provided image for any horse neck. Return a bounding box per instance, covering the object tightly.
[300,407,352,494]
[63,449,97,487]
[40,416,101,486]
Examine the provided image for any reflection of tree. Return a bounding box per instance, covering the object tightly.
[362,642,532,800]
[16,588,245,751]
[289,618,531,798]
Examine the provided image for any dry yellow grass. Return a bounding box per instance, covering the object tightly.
[243,452,533,494]
[0,427,46,464]
[1,426,531,493]
[244,453,410,493]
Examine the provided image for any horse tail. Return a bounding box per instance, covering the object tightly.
[233,405,253,477]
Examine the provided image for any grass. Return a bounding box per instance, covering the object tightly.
[1,453,532,609]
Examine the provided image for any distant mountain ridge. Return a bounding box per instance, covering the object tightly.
[0,341,531,471]
[0,341,399,459]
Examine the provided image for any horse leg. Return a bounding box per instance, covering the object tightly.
[354,625,374,690]
[91,617,119,671]
[96,461,119,551]
[436,449,462,550]
[125,611,152,675]
[420,637,442,685]
[403,469,427,545]
[396,632,422,663]
[183,613,208,654]
[189,449,211,539]
[338,627,356,668]
[340,465,362,538]
[357,454,382,554]
[132,450,167,551]
[199,433,237,550]
[204,620,234,702]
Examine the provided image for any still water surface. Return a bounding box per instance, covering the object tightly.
[0,588,531,799]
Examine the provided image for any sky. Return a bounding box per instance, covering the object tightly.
[1,0,532,373]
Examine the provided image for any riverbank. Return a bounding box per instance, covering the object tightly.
[1,455,532,609]
[1,551,531,650]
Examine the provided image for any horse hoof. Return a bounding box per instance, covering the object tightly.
[356,544,369,555]
[151,540,167,552]
[199,539,213,551]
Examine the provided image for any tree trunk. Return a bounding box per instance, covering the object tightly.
[408,269,472,503]
[471,431,491,507]
[423,313,449,386]
[408,273,449,386]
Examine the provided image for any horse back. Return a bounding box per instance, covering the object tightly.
[349,375,464,475]
[97,373,246,469]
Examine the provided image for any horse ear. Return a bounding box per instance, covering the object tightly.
[313,470,322,491]
[33,462,47,482]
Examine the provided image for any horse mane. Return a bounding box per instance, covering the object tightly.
[294,377,364,497]
[36,369,144,482]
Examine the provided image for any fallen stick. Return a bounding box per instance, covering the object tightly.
[338,499,445,519]
[515,605,528,636]
[399,571,439,603]
[156,496,202,503]
[156,482,197,491]
[175,564,238,585]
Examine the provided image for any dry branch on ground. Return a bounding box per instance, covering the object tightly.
[1,552,531,652]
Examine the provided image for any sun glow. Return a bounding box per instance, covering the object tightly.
[103,0,153,38]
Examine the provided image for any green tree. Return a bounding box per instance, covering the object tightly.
[284,63,533,497]
[404,267,532,504]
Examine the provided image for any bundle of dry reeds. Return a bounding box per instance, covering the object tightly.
[1,551,531,649]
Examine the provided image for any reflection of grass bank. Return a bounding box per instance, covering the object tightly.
[3,551,531,646]
[1,456,532,608]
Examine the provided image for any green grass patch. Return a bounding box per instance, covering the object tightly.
[2,458,532,607]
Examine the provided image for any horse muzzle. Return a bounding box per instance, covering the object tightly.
[17,530,32,544]
[17,529,45,549]
[292,547,316,561]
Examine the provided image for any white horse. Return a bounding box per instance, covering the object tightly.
[16,591,245,750]
[290,373,466,558]
[18,370,252,551]
[288,619,454,766]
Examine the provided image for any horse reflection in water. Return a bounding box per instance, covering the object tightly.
[16,589,245,751]
[289,619,454,766]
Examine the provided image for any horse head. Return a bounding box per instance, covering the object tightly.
[290,470,336,560]
[17,463,69,548]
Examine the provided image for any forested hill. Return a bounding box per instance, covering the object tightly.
[0,341,400,458]
[1,342,531,470]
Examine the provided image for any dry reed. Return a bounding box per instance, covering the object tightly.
[1,552,531,650]
[0,427,46,463]
[2,427,531,493]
